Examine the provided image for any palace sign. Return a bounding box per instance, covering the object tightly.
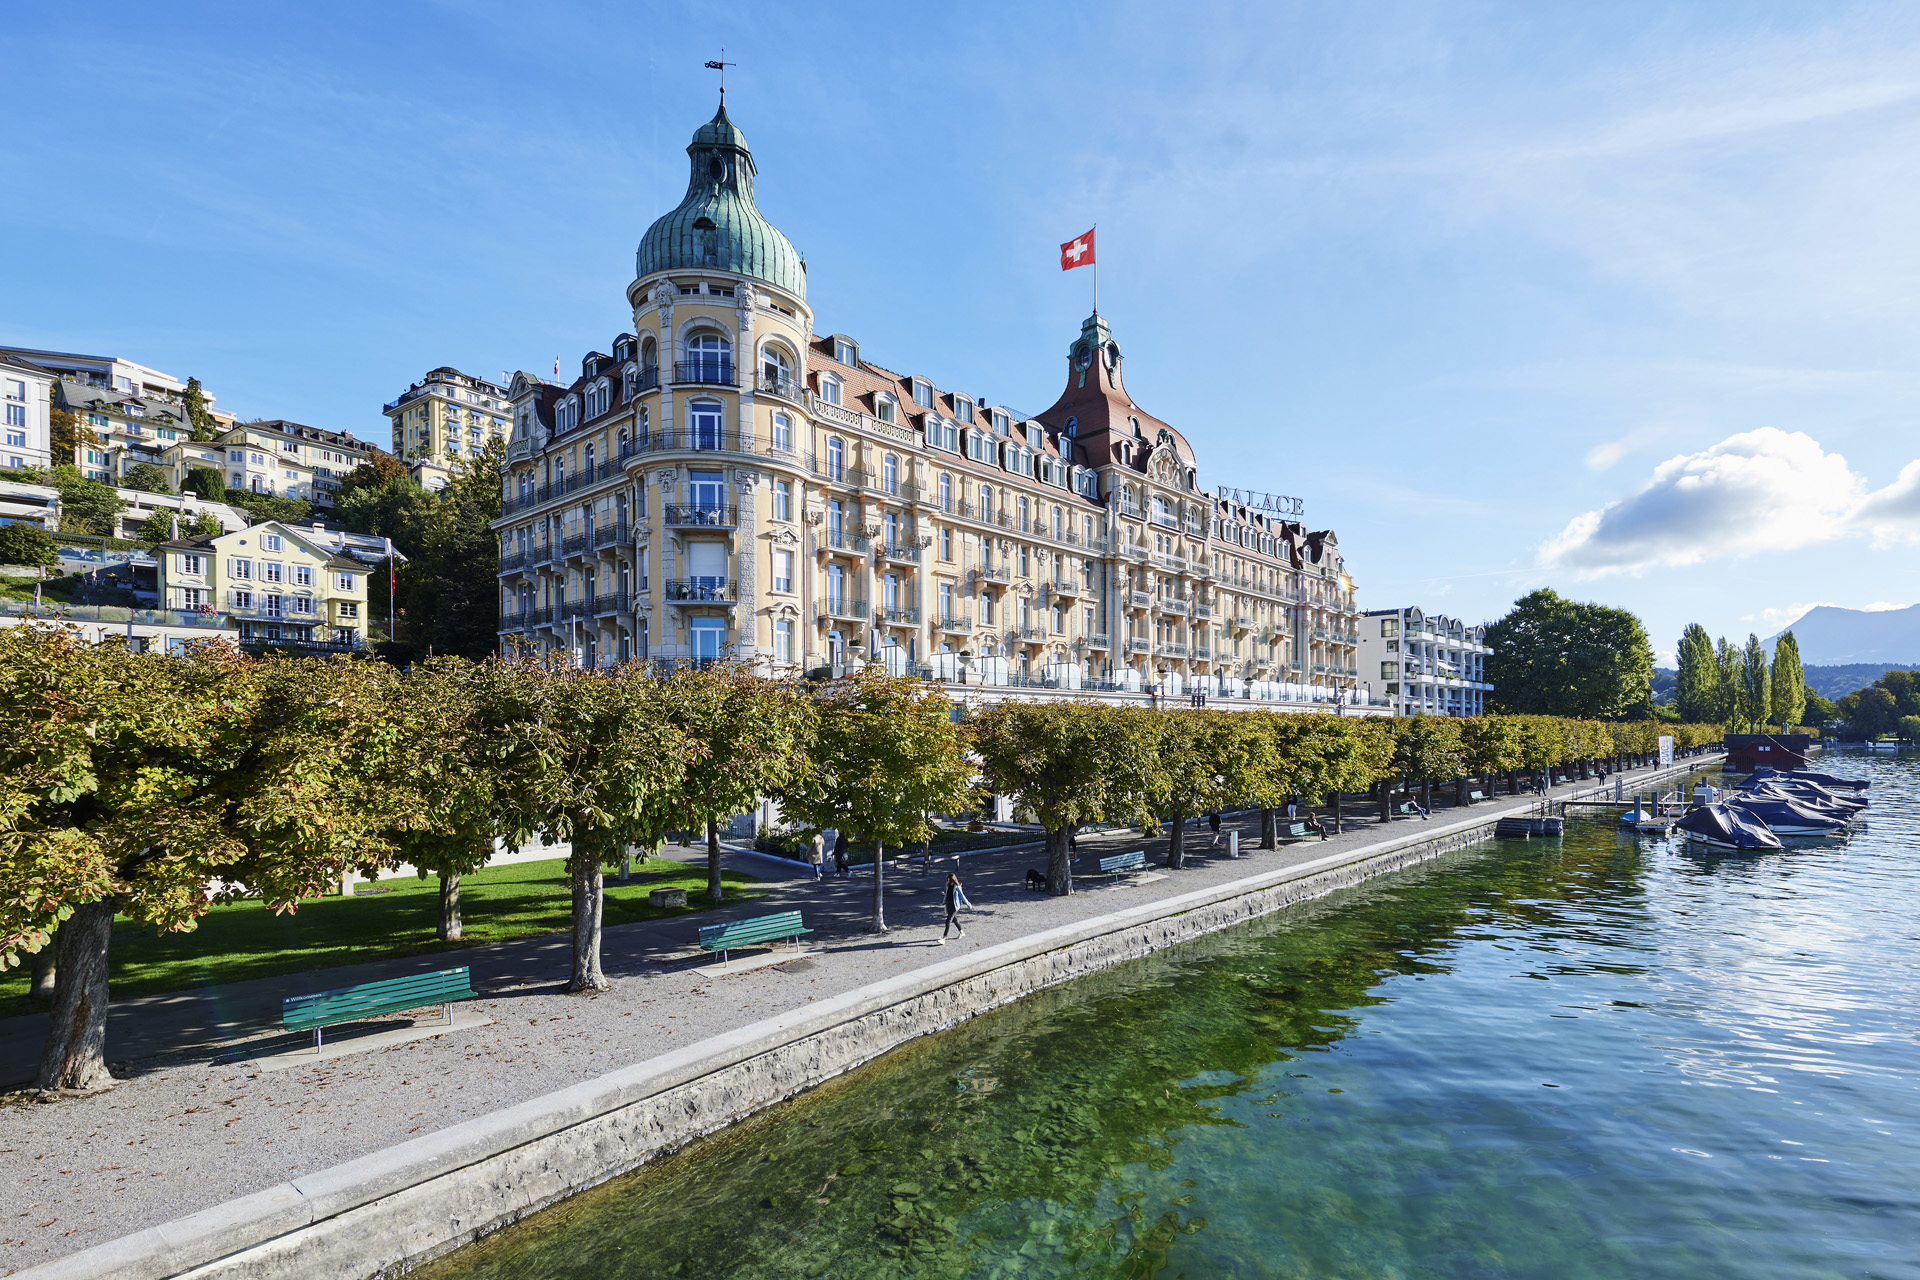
[1213,486,1305,519]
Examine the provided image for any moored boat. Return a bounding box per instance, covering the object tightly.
[1675,803,1786,852]
[1750,767,1870,793]
[1724,796,1851,835]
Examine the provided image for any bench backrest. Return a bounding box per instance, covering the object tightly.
[1469,790,1486,800]
[1284,822,1310,836]
[699,910,805,948]
[283,967,473,1032]
[1099,851,1145,872]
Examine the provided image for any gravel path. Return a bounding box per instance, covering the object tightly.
[0,764,1703,1274]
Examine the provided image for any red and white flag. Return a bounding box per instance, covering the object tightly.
[1060,228,1095,271]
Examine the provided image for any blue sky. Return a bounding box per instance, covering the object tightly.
[8,0,1920,662]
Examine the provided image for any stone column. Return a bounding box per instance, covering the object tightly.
[733,467,762,658]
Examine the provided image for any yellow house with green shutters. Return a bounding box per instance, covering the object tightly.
[156,520,372,652]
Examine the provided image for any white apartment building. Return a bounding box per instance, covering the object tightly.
[1358,606,1493,716]
[1,355,54,472]
[202,419,376,509]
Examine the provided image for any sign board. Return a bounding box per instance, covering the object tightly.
[1213,486,1305,519]
[1658,735,1674,769]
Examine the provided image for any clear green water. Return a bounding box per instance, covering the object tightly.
[425,759,1920,1279]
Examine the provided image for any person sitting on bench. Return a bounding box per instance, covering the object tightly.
[1305,813,1329,841]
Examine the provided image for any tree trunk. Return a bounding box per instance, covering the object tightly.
[1455,776,1468,807]
[870,838,888,932]
[1167,807,1187,869]
[1420,780,1433,811]
[1378,785,1391,822]
[1260,808,1277,850]
[567,851,608,993]
[1046,824,1074,896]
[706,817,724,904]
[437,872,462,942]
[1331,792,1343,835]
[36,897,116,1093]
[30,924,58,999]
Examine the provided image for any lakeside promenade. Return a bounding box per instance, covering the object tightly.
[0,757,1715,1277]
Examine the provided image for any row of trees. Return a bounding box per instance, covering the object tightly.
[1673,626,1806,730]
[2,623,1723,1094]
[1831,668,1920,741]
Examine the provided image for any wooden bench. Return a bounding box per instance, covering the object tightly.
[282,967,475,1050]
[1098,850,1147,875]
[697,910,811,964]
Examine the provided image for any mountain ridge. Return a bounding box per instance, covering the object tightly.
[1765,603,1920,666]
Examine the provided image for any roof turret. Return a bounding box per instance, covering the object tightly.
[635,101,806,298]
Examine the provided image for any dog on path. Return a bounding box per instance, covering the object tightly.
[1026,868,1048,891]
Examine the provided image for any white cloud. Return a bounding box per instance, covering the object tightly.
[1852,459,1920,544]
[1542,428,1866,574]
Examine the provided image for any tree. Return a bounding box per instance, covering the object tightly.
[412,440,504,659]
[183,467,225,500]
[972,701,1163,896]
[221,487,311,525]
[1460,714,1525,795]
[1802,689,1838,728]
[132,507,221,549]
[1769,631,1806,728]
[1738,634,1770,732]
[0,523,58,571]
[1900,715,1920,744]
[658,662,814,907]
[48,466,126,537]
[1150,711,1246,870]
[491,660,694,991]
[778,667,971,932]
[1,636,414,1092]
[1713,637,1740,726]
[337,450,411,500]
[1389,715,1466,812]
[1842,686,1897,740]
[1484,588,1654,719]
[181,377,219,442]
[1674,624,1719,723]
[49,405,94,465]
[120,462,173,494]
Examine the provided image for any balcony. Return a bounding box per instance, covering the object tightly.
[1232,615,1253,631]
[1019,624,1047,641]
[936,613,973,632]
[1045,578,1082,598]
[969,565,1011,583]
[594,591,630,616]
[1128,638,1150,653]
[592,520,629,549]
[665,504,738,529]
[1128,590,1151,609]
[500,607,553,629]
[1157,642,1188,658]
[561,534,588,555]
[1192,604,1211,621]
[815,597,869,622]
[673,360,736,387]
[1087,633,1110,649]
[1194,646,1212,659]
[877,542,922,564]
[664,579,738,603]
[627,430,754,457]
[879,605,920,625]
[823,529,869,553]
[1150,513,1179,531]
[1118,500,1144,519]
[755,371,803,402]
[498,551,529,573]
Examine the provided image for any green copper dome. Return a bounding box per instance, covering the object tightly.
[636,102,806,299]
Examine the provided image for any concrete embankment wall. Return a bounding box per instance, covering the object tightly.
[32,758,1717,1280]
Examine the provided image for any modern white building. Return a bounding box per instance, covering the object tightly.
[1,354,54,472]
[1358,606,1493,716]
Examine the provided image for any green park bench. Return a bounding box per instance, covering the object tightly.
[1098,850,1147,875]
[1282,821,1313,839]
[282,967,475,1050]
[1396,802,1427,818]
[697,910,811,965]
[1468,790,1487,803]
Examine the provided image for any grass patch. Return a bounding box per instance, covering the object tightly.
[0,856,762,1019]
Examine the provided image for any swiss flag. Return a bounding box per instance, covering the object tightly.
[1060,228,1095,271]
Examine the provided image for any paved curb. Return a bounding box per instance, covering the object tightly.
[22,758,1718,1280]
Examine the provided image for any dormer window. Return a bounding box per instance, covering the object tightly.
[875,396,896,424]
[834,339,856,365]
[1026,424,1043,449]
[954,397,974,424]
[1064,416,1077,436]
[992,411,1009,434]
[820,375,842,406]
[912,380,933,408]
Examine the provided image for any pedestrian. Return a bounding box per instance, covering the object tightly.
[832,830,849,878]
[806,831,826,881]
[1286,797,1298,822]
[938,872,968,943]
[1208,811,1222,848]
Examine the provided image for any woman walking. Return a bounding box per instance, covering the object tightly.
[938,872,969,943]
[832,831,850,878]
[806,831,826,881]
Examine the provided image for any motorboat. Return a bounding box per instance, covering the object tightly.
[1724,796,1851,835]
[1675,803,1786,852]
[1744,780,1867,816]
[1750,767,1869,793]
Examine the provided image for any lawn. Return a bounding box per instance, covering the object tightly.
[0,856,763,1019]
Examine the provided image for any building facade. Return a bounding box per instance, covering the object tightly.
[0,347,235,484]
[2,354,54,472]
[156,520,373,652]
[493,103,1368,708]
[1357,606,1492,716]
[384,367,511,491]
[192,419,375,509]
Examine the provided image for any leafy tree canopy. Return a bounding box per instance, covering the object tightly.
[1485,588,1654,720]
[0,523,59,570]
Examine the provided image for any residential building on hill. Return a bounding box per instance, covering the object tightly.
[155,520,374,653]
[1357,606,1492,716]
[2,355,54,472]
[193,419,376,509]
[384,367,511,491]
[0,347,236,483]
[491,101,1370,709]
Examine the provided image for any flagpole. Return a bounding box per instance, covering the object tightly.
[1093,223,1098,315]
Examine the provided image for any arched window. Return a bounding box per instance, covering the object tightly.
[623,365,638,401]
[820,375,842,406]
[685,332,732,384]
[689,399,724,450]
[882,454,898,494]
[760,345,793,395]
[938,472,951,510]
[826,437,845,481]
[636,405,650,444]
[640,337,658,374]
[583,443,595,476]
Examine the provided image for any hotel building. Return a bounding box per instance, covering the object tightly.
[384,367,512,492]
[494,102,1369,708]
[1357,606,1493,716]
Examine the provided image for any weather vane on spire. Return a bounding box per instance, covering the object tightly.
[704,51,735,101]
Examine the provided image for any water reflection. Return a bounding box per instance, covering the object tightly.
[426,757,1920,1280]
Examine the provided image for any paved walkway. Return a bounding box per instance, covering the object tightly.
[0,760,1714,1274]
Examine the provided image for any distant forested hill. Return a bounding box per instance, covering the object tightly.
[1802,663,1920,700]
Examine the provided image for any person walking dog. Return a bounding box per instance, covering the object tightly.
[938,872,969,942]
